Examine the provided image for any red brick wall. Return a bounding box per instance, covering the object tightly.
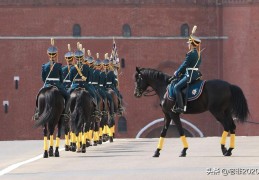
[0,1,258,140]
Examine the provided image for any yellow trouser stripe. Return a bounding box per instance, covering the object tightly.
[55,137,60,147]
[44,136,48,151]
[50,135,54,147]
[180,136,188,148]
[230,134,235,148]
[220,131,228,145]
[157,137,165,150]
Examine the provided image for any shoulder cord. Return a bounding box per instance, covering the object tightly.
[72,64,84,83]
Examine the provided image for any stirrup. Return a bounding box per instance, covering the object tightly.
[172,105,186,114]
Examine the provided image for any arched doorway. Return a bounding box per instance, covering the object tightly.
[136,118,204,138]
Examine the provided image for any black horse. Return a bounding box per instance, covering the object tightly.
[134,67,249,157]
[34,86,65,158]
[69,88,95,153]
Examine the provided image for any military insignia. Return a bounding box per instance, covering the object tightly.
[192,89,197,95]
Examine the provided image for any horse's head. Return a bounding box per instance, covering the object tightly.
[134,67,149,98]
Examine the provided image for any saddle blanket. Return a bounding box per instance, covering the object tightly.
[166,80,206,102]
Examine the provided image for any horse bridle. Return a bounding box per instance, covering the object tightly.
[136,73,157,97]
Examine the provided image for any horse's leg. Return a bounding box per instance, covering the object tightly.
[43,124,48,158]
[108,115,115,143]
[48,124,54,157]
[64,122,70,151]
[210,110,231,155]
[54,117,63,157]
[98,118,103,144]
[170,112,188,157]
[93,121,99,146]
[102,115,109,142]
[153,113,171,158]
[224,112,236,156]
[76,132,82,152]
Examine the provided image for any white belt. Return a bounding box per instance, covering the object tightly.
[74,79,84,82]
[99,84,103,86]
[186,68,198,71]
[106,82,112,84]
[46,78,59,81]
[92,82,98,84]
[63,80,71,82]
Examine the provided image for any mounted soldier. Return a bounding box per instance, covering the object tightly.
[62,44,74,90]
[104,56,124,115]
[92,53,109,115]
[170,25,202,113]
[84,49,102,118]
[69,43,100,118]
[33,38,70,120]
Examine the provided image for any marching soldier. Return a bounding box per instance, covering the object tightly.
[33,38,70,120]
[62,44,74,90]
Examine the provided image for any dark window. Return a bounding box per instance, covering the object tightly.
[181,23,189,37]
[73,24,81,37]
[122,24,131,37]
[118,116,127,132]
[121,58,125,68]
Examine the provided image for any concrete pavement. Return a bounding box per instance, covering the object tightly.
[0,137,259,180]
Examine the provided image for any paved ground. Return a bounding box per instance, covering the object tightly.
[0,137,259,180]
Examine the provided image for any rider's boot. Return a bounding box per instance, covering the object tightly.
[174,92,185,114]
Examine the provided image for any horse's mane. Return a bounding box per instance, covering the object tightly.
[140,68,170,82]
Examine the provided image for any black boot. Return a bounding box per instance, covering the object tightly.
[174,92,185,113]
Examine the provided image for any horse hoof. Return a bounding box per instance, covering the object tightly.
[65,145,70,151]
[43,150,48,158]
[221,145,227,155]
[179,148,188,157]
[179,153,186,157]
[224,148,233,156]
[49,147,54,157]
[153,149,160,157]
[71,146,76,152]
[109,137,113,143]
[98,139,102,145]
[55,151,59,157]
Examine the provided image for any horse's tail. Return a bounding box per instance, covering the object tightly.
[71,90,88,134]
[34,89,56,128]
[230,84,249,123]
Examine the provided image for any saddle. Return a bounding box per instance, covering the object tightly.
[166,80,206,102]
